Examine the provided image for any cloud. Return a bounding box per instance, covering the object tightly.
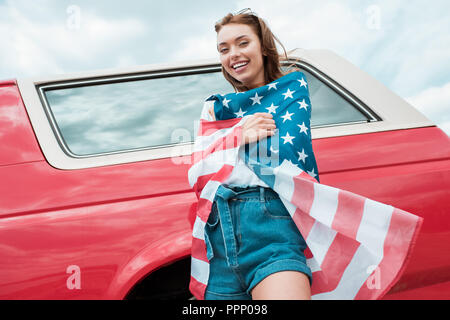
[0,1,147,78]
[406,82,450,135]
[170,34,218,63]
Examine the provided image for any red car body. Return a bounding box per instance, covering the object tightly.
[1,50,449,299]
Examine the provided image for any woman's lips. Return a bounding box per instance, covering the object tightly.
[233,61,249,74]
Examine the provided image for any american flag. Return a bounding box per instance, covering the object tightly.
[188,71,423,300]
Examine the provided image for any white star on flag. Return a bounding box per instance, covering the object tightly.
[281,131,295,145]
[298,122,308,135]
[282,88,295,100]
[234,108,246,117]
[266,103,278,114]
[307,167,317,178]
[281,110,294,122]
[298,77,307,88]
[298,99,308,111]
[222,97,231,108]
[267,82,278,90]
[250,92,263,105]
[297,148,308,163]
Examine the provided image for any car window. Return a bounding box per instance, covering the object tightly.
[42,65,372,157]
[44,71,233,156]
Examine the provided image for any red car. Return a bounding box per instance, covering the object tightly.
[0,49,449,299]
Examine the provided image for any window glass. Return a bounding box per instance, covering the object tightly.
[44,72,233,156]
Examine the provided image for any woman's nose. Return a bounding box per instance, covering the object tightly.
[229,46,240,59]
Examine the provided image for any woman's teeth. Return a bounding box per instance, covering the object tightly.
[233,62,249,69]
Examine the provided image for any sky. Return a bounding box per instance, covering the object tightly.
[0,0,449,135]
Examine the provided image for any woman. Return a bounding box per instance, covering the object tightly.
[189,9,423,302]
[197,9,314,300]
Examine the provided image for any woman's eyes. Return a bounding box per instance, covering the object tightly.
[219,41,249,54]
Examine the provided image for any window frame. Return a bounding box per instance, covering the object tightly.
[36,60,378,160]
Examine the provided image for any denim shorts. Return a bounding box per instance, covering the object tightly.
[204,184,312,300]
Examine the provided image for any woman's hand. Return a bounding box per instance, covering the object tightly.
[208,106,216,121]
[209,106,276,146]
[240,112,276,146]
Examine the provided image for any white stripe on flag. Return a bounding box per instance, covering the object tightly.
[188,147,240,187]
[273,159,303,202]
[192,215,206,240]
[356,198,393,258]
[306,220,337,267]
[309,183,339,228]
[193,126,240,152]
[307,257,321,273]
[191,257,209,285]
[200,180,222,203]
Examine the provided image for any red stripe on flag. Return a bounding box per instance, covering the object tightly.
[193,172,215,197]
[199,118,242,136]
[354,208,423,300]
[290,172,315,219]
[189,276,207,300]
[290,171,316,263]
[193,165,235,195]
[304,246,313,259]
[191,126,242,166]
[298,170,319,183]
[292,209,315,240]
[194,165,236,220]
[197,198,214,222]
[191,237,208,262]
[291,210,314,260]
[332,190,365,239]
[310,270,326,293]
[310,233,360,295]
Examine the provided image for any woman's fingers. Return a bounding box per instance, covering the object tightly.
[247,113,275,126]
[241,113,277,145]
[208,106,216,120]
[205,110,275,145]
[253,112,273,118]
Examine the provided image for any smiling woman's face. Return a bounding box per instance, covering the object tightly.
[217,23,265,90]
